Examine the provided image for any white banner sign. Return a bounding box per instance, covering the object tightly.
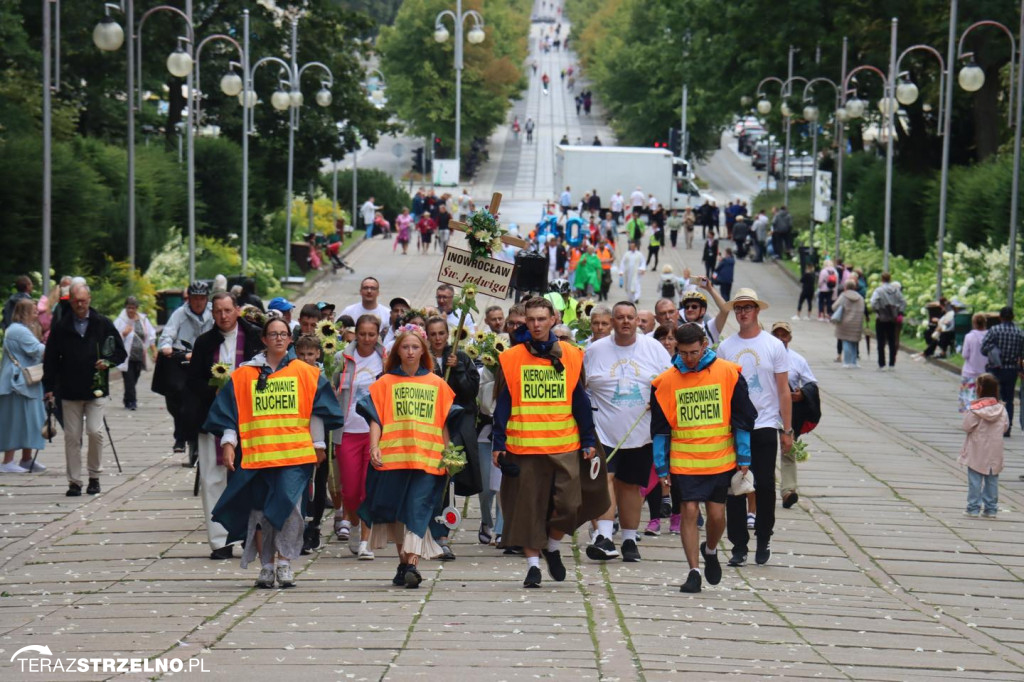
[438,246,514,298]
[813,170,833,224]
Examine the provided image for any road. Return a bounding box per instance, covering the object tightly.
[2,5,1023,681]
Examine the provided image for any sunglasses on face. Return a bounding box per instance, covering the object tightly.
[684,304,703,311]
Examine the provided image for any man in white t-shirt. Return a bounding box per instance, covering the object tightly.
[584,301,672,563]
[610,191,625,224]
[435,283,475,332]
[770,321,817,511]
[629,186,645,210]
[361,197,382,238]
[680,280,729,344]
[716,288,793,568]
[340,277,391,329]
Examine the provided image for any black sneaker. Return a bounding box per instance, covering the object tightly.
[782,491,799,509]
[86,478,100,495]
[727,550,747,567]
[755,542,771,565]
[503,545,524,556]
[392,563,409,586]
[585,535,619,561]
[66,483,82,497]
[439,544,456,561]
[680,569,702,593]
[523,565,542,588]
[173,440,186,454]
[404,565,422,588]
[541,549,567,581]
[210,545,233,560]
[621,539,641,562]
[700,542,722,585]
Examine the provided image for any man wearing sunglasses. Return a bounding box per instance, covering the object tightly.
[680,276,729,344]
[716,289,793,568]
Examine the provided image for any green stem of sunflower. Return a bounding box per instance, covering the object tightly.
[444,306,470,383]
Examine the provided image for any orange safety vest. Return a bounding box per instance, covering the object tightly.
[568,247,582,272]
[597,246,613,270]
[369,372,454,475]
[651,358,740,475]
[499,341,583,455]
[233,360,319,469]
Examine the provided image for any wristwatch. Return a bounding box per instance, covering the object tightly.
[782,428,794,436]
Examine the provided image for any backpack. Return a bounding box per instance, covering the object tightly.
[826,270,837,290]
[661,279,676,299]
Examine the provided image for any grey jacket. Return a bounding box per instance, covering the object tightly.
[158,303,213,351]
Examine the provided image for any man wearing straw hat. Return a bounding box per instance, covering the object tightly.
[716,288,793,568]
[583,301,671,563]
[651,322,757,593]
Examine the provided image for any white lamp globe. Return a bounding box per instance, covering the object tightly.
[316,88,332,107]
[271,90,291,111]
[780,101,792,118]
[289,91,304,108]
[958,64,985,92]
[803,105,819,122]
[93,16,125,52]
[877,96,897,116]
[835,106,849,122]
[220,72,243,97]
[166,47,193,79]
[238,89,257,108]
[434,26,450,43]
[756,99,771,115]
[846,97,866,119]
[467,26,485,44]
[740,95,753,107]
[895,81,919,105]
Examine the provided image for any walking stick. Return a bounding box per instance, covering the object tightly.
[102,416,123,473]
[193,460,201,497]
[590,407,649,480]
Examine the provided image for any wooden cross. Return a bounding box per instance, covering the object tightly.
[449,192,529,249]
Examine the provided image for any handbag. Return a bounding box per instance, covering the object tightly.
[830,302,844,323]
[5,347,43,385]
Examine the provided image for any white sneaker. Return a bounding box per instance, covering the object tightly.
[0,462,29,473]
[275,563,295,587]
[791,314,801,320]
[357,541,375,560]
[255,565,275,588]
[20,460,46,472]
[336,519,351,542]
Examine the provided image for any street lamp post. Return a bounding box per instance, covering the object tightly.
[755,74,807,197]
[243,17,333,281]
[954,3,1024,307]
[802,76,841,248]
[881,29,948,281]
[433,0,485,176]
[42,0,60,296]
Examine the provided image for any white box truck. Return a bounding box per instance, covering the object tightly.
[554,145,709,210]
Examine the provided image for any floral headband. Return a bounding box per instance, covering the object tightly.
[395,323,428,344]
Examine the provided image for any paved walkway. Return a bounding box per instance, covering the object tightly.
[3,7,1024,682]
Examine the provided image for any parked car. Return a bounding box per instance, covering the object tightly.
[738,128,766,155]
[733,116,762,137]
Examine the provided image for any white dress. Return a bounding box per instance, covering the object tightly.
[621,250,645,303]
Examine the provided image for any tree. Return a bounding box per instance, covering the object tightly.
[378,0,529,159]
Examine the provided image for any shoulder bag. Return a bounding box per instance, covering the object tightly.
[5,347,43,385]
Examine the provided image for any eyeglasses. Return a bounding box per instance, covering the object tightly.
[684,304,703,311]
[678,349,704,358]
[733,304,758,313]
[556,335,572,341]
[265,331,291,339]
[361,285,379,291]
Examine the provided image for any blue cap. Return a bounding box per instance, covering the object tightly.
[268,297,294,312]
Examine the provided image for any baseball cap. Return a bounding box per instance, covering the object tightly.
[771,321,792,335]
[389,296,411,309]
[268,297,295,312]
[317,301,335,311]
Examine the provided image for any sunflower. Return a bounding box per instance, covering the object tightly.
[581,300,595,317]
[321,338,338,354]
[211,362,232,379]
[474,330,487,342]
[493,339,507,353]
[465,344,480,359]
[480,353,497,367]
[462,284,477,298]
[316,319,337,340]
[454,326,470,341]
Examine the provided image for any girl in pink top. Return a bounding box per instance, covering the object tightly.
[959,374,1008,518]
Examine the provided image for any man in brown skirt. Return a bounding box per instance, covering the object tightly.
[492,297,608,588]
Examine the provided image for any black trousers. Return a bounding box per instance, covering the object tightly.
[669,229,679,247]
[995,368,1017,432]
[726,428,778,553]
[123,359,144,406]
[307,456,329,526]
[875,320,898,367]
[165,391,188,443]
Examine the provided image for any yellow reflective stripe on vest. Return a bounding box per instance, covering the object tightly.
[239,417,309,433]
[671,452,735,470]
[246,446,314,463]
[507,418,576,432]
[382,422,442,437]
[246,432,310,448]
[506,433,581,449]
[511,404,572,416]
[382,438,443,452]
[671,425,731,439]
[671,438,735,453]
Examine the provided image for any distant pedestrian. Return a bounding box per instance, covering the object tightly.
[524,117,535,143]
[869,272,906,369]
[113,296,156,411]
[361,196,383,239]
[1,275,33,330]
[960,313,989,412]
[592,135,602,146]
[713,248,735,302]
[981,306,1024,436]
[817,259,839,319]
[702,229,719,280]
[771,205,792,259]
[575,95,582,115]
[541,73,550,94]
[794,263,815,321]
[833,280,865,368]
[958,374,1007,518]
[0,299,47,473]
